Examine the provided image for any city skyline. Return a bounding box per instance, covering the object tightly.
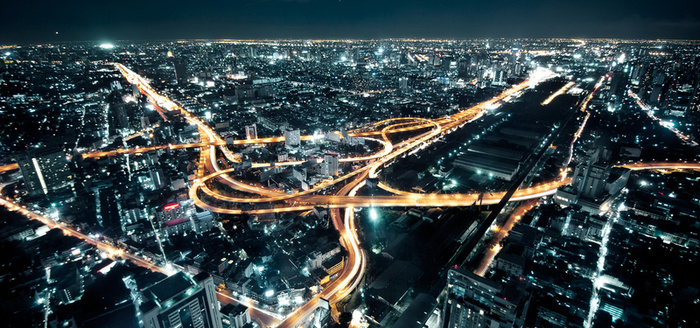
[1,36,699,327]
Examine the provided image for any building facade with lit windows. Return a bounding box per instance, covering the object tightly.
[140,272,223,328]
[17,147,72,196]
[442,268,521,328]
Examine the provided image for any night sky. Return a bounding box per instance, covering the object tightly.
[2,0,699,43]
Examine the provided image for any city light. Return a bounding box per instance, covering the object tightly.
[369,208,378,221]
[163,203,179,211]
[2,37,698,328]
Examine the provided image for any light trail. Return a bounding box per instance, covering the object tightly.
[541,81,575,105]
[564,75,605,167]
[0,192,286,322]
[474,199,539,276]
[618,162,700,171]
[10,63,700,328]
[0,163,19,172]
[103,65,554,327]
[97,66,700,328]
[0,195,168,275]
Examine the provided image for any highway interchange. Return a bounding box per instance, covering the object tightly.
[1,63,699,327]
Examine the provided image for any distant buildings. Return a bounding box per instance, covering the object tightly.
[2,38,699,328]
[140,272,223,328]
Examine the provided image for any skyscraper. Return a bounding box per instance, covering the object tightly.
[571,148,610,199]
[322,153,339,176]
[17,148,72,196]
[140,272,223,328]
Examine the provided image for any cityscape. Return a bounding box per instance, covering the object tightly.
[1,6,700,328]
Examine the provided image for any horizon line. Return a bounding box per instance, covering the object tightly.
[4,37,700,47]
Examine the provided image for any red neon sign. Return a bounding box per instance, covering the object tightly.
[163,203,180,211]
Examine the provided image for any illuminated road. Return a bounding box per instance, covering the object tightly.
[275,173,368,327]
[541,81,575,105]
[628,90,699,147]
[474,199,539,276]
[563,75,605,167]
[7,61,700,327]
[189,71,550,212]
[91,67,556,326]
[0,163,19,172]
[0,195,170,275]
[109,64,380,327]
[0,191,292,323]
[215,72,540,326]
[191,173,570,214]
[190,71,551,326]
[618,162,700,171]
[82,65,700,327]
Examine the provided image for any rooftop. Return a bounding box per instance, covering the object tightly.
[142,272,198,308]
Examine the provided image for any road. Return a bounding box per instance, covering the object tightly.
[188,76,547,214]
[2,161,698,327]
[0,191,291,323]
[70,64,700,327]
[628,90,698,147]
[0,195,170,275]
[0,163,19,172]
[474,199,539,276]
[541,81,575,106]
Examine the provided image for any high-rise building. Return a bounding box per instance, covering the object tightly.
[322,153,339,176]
[245,124,257,140]
[442,268,521,328]
[554,148,616,213]
[571,148,610,199]
[284,129,301,149]
[174,59,188,84]
[17,148,72,196]
[140,272,223,328]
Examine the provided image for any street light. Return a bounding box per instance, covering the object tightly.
[369,208,378,221]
